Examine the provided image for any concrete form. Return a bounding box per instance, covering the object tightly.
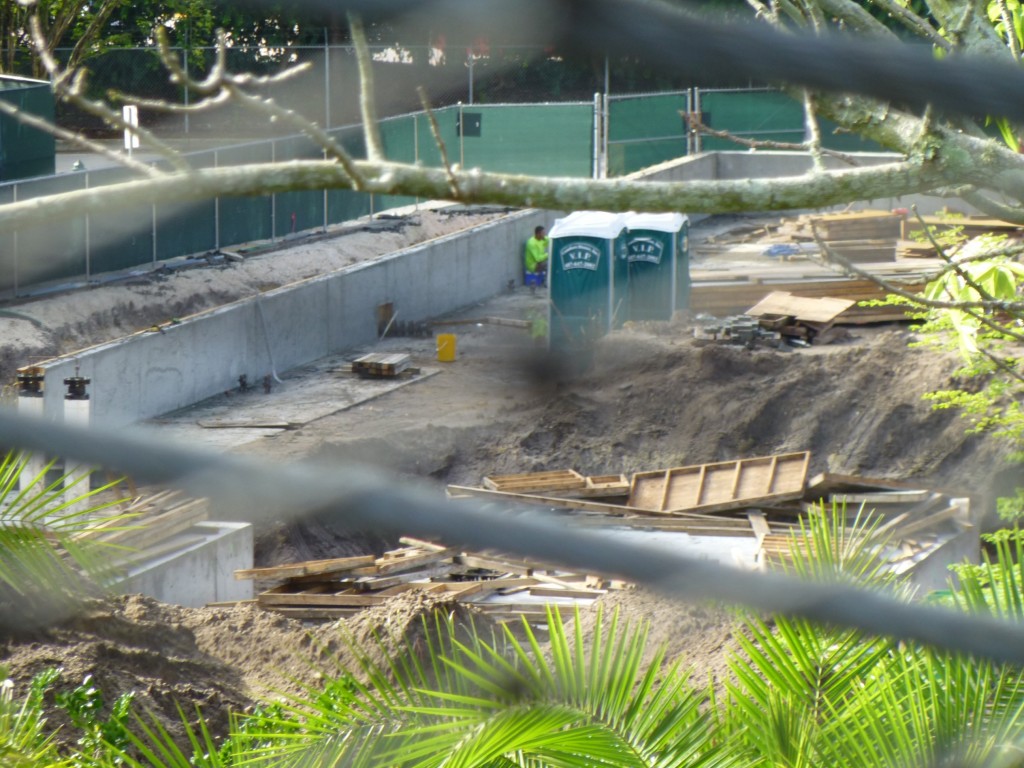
[114,521,253,608]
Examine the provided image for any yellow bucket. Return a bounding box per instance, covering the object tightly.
[436,333,457,362]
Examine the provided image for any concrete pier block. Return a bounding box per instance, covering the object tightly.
[15,369,47,498]
[63,377,92,518]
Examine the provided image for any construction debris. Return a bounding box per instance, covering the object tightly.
[744,291,856,345]
[231,450,974,622]
[449,452,974,578]
[235,537,609,621]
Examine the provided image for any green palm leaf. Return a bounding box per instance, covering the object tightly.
[0,450,138,627]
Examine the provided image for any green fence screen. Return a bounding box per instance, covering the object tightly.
[608,92,689,176]
[0,87,895,296]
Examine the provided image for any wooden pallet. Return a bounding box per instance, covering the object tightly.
[628,452,810,514]
[352,352,411,378]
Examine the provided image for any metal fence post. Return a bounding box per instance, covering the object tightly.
[693,87,702,154]
[11,183,17,297]
[213,149,221,250]
[458,102,465,167]
[468,49,474,105]
[84,173,91,281]
[324,29,331,130]
[151,204,157,266]
[592,93,601,179]
[270,140,277,242]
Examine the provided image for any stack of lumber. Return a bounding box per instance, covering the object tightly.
[909,215,1024,241]
[690,273,929,321]
[351,353,412,378]
[235,537,609,620]
[808,211,902,241]
[753,210,901,262]
[75,490,209,568]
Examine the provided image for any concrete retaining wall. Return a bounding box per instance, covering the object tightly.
[39,208,549,428]
[116,521,253,608]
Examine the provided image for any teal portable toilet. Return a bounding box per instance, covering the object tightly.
[623,212,690,321]
[548,211,629,351]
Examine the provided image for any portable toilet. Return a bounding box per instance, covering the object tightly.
[623,212,690,321]
[548,211,629,351]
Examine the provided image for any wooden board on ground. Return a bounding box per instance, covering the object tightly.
[481,470,630,498]
[747,291,855,324]
[234,555,376,581]
[483,469,585,493]
[628,452,810,514]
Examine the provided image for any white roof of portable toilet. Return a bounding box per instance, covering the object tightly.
[624,212,688,232]
[549,211,629,240]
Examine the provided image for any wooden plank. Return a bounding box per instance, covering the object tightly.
[747,511,771,545]
[375,550,456,575]
[235,555,376,581]
[264,606,363,619]
[257,591,391,607]
[528,586,606,599]
[804,472,923,498]
[829,491,932,504]
[397,536,449,552]
[446,484,725,520]
[891,504,961,538]
[747,291,855,324]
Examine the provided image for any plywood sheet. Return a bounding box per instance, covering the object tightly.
[628,452,810,514]
[747,291,855,324]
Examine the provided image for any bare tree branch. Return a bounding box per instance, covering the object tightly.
[417,87,460,197]
[28,15,191,173]
[0,155,981,235]
[682,111,859,165]
[348,12,385,162]
[0,97,161,178]
[868,0,951,49]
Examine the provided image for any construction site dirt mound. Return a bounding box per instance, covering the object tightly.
[455,327,1003,498]
[0,591,509,752]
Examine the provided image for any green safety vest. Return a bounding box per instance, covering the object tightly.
[524,236,550,272]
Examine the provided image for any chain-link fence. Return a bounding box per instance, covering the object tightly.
[51,43,703,138]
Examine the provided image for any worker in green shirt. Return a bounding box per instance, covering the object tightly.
[524,225,550,286]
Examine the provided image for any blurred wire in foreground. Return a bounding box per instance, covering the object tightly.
[1,408,1023,664]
